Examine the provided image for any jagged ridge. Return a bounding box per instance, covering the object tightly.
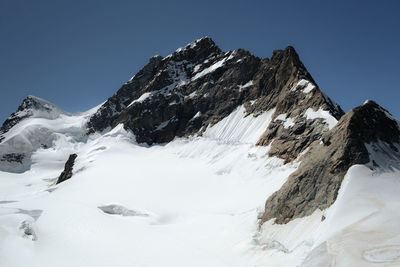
[0,37,345,173]
[261,100,400,224]
[87,37,343,164]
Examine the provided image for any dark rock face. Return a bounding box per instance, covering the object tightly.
[261,101,400,224]
[256,80,343,163]
[56,154,78,184]
[88,37,343,151]
[87,55,164,133]
[0,153,25,163]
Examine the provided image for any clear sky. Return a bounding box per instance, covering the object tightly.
[1,0,399,122]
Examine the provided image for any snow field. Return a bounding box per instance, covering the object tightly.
[1,101,399,266]
[0,106,296,267]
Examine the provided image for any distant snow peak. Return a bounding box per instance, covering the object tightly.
[20,95,66,117]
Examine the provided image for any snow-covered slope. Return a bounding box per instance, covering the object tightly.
[1,38,400,267]
[0,110,297,267]
[1,102,399,266]
[0,97,101,173]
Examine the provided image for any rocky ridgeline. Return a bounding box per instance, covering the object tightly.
[261,101,400,224]
[87,37,342,158]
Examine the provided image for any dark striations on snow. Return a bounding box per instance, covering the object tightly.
[87,37,343,162]
[56,154,78,184]
[261,101,400,224]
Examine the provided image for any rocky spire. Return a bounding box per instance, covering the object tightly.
[170,37,222,63]
[56,154,78,184]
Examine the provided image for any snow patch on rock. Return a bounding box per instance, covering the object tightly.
[304,107,338,130]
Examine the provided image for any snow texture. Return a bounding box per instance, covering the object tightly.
[192,56,228,81]
[274,113,295,129]
[304,107,338,130]
[0,103,293,267]
[238,80,254,92]
[1,98,400,267]
[203,105,275,144]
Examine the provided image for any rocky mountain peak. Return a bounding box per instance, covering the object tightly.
[18,95,55,112]
[261,100,400,224]
[15,95,65,118]
[340,100,400,145]
[86,38,346,149]
[171,36,221,63]
[271,46,299,63]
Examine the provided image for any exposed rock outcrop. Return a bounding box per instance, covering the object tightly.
[56,154,78,184]
[261,101,400,224]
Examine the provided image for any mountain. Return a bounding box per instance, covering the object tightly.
[262,100,400,224]
[87,37,343,148]
[0,95,96,173]
[0,37,399,266]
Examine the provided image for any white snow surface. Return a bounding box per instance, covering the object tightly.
[22,95,68,119]
[290,79,315,94]
[302,82,315,94]
[0,102,102,172]
[192,56,228,81]
[304,107,338,130]
[203,105,275,144]
[1,100,400,266]
[238,80,254,92]
[128,92,152,106]
[0,105,295,267]
[192,111,201,119]
[274,113,296,129]
[259,164,400,266]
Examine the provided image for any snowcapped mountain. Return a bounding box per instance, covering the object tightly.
[1,37,400,266]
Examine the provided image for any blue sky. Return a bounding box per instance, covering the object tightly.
[1,0,399,122]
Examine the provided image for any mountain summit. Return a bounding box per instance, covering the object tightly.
[1,38,400,266]
[87,37,343,150]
